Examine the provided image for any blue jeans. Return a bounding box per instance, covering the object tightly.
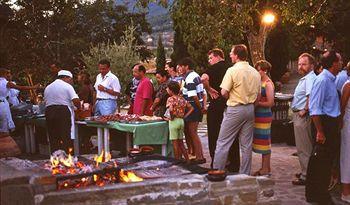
[94,99,117,116]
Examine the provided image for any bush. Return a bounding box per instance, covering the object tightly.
[82,26,140,105]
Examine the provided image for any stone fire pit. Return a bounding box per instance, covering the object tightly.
[0,156,280,205]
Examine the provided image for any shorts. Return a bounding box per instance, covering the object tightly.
[184,101,203,122]
[169,118,184,140]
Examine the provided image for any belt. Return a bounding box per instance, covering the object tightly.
[96,98,116,101]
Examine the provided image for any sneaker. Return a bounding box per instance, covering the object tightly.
[341,194,350,203]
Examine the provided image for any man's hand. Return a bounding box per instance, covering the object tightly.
[208,88,219,100]
[298,110,307,117]
[201,107,207,114]
[316,131,326,144]
[97,85,107,92]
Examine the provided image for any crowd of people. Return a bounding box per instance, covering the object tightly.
[0,43,350,204]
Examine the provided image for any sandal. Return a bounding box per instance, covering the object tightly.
[252,170,271,177]
[190,158,206,165]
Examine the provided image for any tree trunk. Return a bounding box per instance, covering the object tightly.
[247,25,270,66]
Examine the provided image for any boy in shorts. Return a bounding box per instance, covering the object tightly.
[165,81,194,161]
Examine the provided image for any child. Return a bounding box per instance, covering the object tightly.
[165,81,194,161]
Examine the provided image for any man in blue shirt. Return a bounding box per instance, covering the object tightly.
[307,51,343,204]
[335,61,350,94]
[291,53,317,186]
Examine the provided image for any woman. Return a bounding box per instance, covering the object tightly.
[252,60,274,176]
[77,70,94,107]
[340,79,350,203]
[151,70,169,117]
[0,68,39,134]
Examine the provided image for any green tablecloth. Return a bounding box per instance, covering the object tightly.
[86,121,169,145]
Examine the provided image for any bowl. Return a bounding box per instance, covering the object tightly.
[140,146,154,155]
[128,148,142,157]
[206,170,227,182]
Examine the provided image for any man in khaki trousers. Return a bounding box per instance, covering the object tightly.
[291,53,317,185]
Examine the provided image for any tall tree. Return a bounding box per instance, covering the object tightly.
[156,34,166,70]
[171,0,329,66]
[1,0,150,82]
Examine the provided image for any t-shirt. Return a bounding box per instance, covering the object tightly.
[94,71,121,100]
[133,77,154,116]
[220,61,261,107]
[44,79,79,108]
[204,60,230,104]
[166,95,188,118]
[182,71,204,103]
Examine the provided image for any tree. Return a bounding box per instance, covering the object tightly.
[156,34,166,70]
[82,26,140,105]
[1,0,150,83]
[171,0,330,66]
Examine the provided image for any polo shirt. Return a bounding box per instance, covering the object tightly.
[220,61,261,107]
[309,69,340,117]
[94,71,121,100]
[335,70,350,93]
[204,60,230,103]
[182,71,205,103]
[291,71,316,111]
[44,79,78,108]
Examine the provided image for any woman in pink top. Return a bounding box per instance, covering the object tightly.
[132,64,154,116]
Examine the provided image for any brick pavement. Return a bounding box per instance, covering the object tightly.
[197,122,348,205]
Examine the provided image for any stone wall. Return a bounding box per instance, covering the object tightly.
[1,159,280,205]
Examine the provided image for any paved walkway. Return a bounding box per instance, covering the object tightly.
[197,122,348,205]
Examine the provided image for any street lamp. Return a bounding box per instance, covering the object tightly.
[262,12,276,25]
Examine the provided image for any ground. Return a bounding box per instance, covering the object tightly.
[198,122,348,205]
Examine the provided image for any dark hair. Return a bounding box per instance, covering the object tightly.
[58,75,70,79]
[299,53,316,66]
[255,60,272,74]
[208,48,224,59]
[138,64,146,73]
[232,44,248,61]
[166,61,176,71]
[167,81,180,94]
[320,51,338,69]
[314,63,323,76]
[0,68,9,77]
[98,59,110,67]
[177,57,195,70]
[78,70,91,85]
[156,70,169,78]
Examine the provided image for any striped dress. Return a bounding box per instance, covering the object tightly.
[253,81,273,154]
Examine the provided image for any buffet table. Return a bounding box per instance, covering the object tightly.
[85,121,169,156]
[15,115,170,157]
[16,116,84,156]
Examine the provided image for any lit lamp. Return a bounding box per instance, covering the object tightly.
[262,12,276,25]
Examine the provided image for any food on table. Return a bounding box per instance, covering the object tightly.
[87,114,163,123]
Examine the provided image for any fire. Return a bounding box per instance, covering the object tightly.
[93,149,112,167]
[119,169,143,182]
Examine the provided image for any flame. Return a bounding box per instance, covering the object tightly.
[93,149,112,167]
[119,169,143,182]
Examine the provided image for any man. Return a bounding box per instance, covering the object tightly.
[335,61,350,94]
[0,68,39,134]
[132,64,153,116]
[125,77,140,114]
[178,57,205,163]
[151,70,169,117]
[291,53,317,185]
[165,61,182,83]
[94,59,121,116]
[49,62,62,80]
[307,51,342,204]
[44,70,81,153]
[201,48,240,172]
[213,44,261,175]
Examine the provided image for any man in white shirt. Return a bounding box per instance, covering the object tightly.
[44,70,81,153]
[94,59,121,116]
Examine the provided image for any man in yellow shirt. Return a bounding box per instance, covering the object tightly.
[213,44,261,175]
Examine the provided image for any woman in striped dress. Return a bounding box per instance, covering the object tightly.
[252,60,275,176]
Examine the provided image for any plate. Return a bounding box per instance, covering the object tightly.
[205,174,227,182]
